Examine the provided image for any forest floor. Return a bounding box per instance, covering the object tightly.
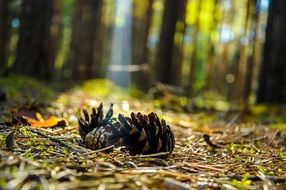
[0,76,286,190]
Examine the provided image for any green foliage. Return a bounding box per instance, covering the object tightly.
[81,79,127,98]
[128,84,145,98]
[230,173,252,190]
[0,76,55,101]
[250,105,286,123]
[186,0,216,33]
[78,79,145,100]
[0,135,6,147]
[193,91,230,111]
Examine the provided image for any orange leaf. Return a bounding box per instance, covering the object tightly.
[23,114,68,128]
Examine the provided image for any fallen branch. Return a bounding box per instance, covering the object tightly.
[131,152,170,158]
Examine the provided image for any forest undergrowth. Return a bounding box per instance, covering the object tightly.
[0,77,286,190]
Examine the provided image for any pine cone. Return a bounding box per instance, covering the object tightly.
[78,103,114,141]
[78,104,175,157]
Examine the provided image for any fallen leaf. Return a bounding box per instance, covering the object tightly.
[23,114,68,128]
[14,104,68,128]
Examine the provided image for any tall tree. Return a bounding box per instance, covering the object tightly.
[233,0,252,101]
[69,0,103,81]
[13,0,61,80]
[131,0,154,91]
[205,0,219,91]
[172,0,187,86]
[0,0,10,72]
[189,0,202,95]
[243,0,259,110]
[155,0,184,85]
[257,0,286,103]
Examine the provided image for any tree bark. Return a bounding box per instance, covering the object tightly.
[131,0,154,91]
[13,0,60,80]
[172,0,187,86]
[257,0,286,103]
[205,0,219,92]
[189,0,202,95]
[155,0,182,85]
[0,0,10,72]
[243,0,259,111]
[69,0,103,81]
[233,0,251,101]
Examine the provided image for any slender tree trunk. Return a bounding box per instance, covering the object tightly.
[132,0,154,91]
[13,0,60,80]
[155,0,182,85]
[141,0,154,68]
[233,0,251,101]
[97,1,116,77]
[189,0,202,95]
[0,0,10,72]
[92,0,104,78]
[243,0,259,111]
[205,0,219,91]
[172,0,187,86]
[69,0,103,81]
[257,0,286,103]
[223,2,238,99]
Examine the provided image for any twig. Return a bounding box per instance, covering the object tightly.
[185,163,226,173]
[203,134,222,148]
[131,152,170,158]
[81,145,115,155]
[123,169,198,181]
[164,177,191,190]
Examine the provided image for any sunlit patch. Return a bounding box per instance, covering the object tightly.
[108,0,132,88]
[219,24,234,43]
[68,115,78,122]
[122,101,130,112]
[225,74,235,83]
[11,18,20,28]
[87,99,97,107]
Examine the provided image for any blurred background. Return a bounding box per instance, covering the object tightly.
[0,0,285,108]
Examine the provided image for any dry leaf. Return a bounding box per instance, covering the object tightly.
[22,112,68,128]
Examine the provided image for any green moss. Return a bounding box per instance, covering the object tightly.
[81,79,125,97]
[0,135,6,146]
[269,123,286,130]
[193,91,230,111]
[230,173,252,189]
[0,75,55,101]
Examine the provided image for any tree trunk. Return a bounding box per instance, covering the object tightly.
[0,0,10,73]
[131,0,154,91]
[189,0,202,95]
[155,0,182,85]
[243,0,259,111]
[141,0,154,69]
[205,0,219,92]
[233,0,251,101]
[69,0,103,81]
[257,0,286,103]
[172,0,187,86]
[13,0,60,80]
[92,0,104,78]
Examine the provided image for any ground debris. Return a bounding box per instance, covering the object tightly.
[1,91,286,189]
